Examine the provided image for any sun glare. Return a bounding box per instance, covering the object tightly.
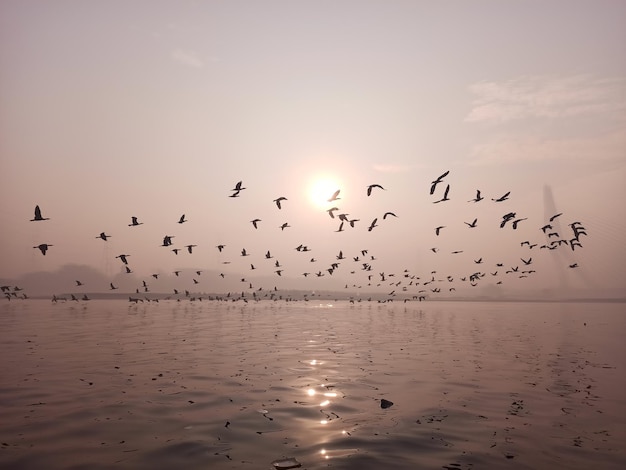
[309,178,341,209]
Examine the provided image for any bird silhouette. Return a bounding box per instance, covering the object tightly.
[30,205,50,221]
[468,190,484,203]
[383,212,397,220]
[178,214,187,224]
[511,218,527,229]
[433,184,450,203]
[116,254,130,264]
[464,218,478,228]
[280,222,290,231]
[273,197,287,209]
[367,184,385,196]
[435,226,445,236]
[217,244,225,252]
[33,243,52,255]
[128,217,143,227]
[96,232,111,241]
[251,219,261,229]
[549,213,563,222]
[326,207,339,218]
[367,218,378,232]
[231,181,246,193]
[430,170,449,195]
[185,244,197,254]
[492,191,510,202]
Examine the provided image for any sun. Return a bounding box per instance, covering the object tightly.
[308,177,341,209]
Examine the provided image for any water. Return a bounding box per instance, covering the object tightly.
[1,299,624,469]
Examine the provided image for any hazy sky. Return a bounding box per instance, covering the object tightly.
[1,1,625,296]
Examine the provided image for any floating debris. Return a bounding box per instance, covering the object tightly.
[272,457,302,469]
[381,398,394,409]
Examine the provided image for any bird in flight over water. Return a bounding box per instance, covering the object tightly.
[30,205,50,221]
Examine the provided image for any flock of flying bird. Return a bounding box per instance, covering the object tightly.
[5,170,589,302]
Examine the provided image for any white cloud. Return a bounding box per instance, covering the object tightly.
[466,75,626,123]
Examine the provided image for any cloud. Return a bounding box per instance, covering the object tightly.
[468,128,626,166]
[171,48,205,68]
[465,75,626,123]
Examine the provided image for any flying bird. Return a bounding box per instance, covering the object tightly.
[468,190,484,203]
[464,218,478,228]
[511,218,527,230]
[96,232,111,241]
[367,184,385,196]
[433,184,450,203]
[492,191,511,202]
[251,219,261,229]
[367,218,378,232]
[273,197,287,209]
[327,207,339,219]
[435,226,445,236]
[116,254,130,264]
[178,214,187,224]
[33,243,52,255]
[430,170,450,195]
[128,216,143,227]
[549,213,563,222]
[30,205,50,221]
[185,244,197,254]
[328,189,341,202]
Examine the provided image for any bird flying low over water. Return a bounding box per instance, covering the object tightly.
[430,170,450,195]
[129,216,143,226]
[273,197,287,209]
[33,243,52,255]
[30,205,49,221]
